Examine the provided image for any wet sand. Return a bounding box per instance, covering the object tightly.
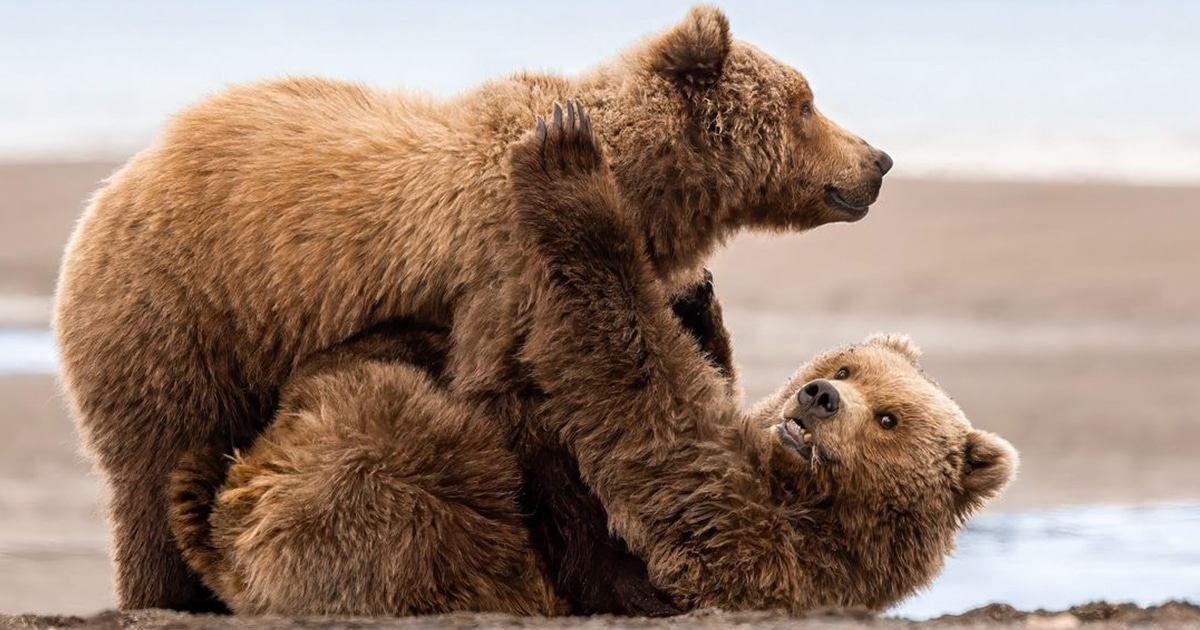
[5,602,1200,630]
[1,162,1198,615]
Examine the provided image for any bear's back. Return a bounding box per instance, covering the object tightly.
[55,76,517,467]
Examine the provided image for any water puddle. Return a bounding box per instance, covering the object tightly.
[892,503,1200,619]
[0,329,57,374]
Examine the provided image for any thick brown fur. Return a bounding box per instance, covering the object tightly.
[169,111,1007,617]
[55,5,888,610]
[168,296,730,616]
[507,106,1017,613]
[169,289,730,616]
[172,329,1016,615]
[170,322,562,616]
[517,269,733,615]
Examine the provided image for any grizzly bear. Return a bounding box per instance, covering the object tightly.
[54,5,891,611]
[166,112,1010,617]
[168,320,566,616]
[168,282,734,617]
[167,323,1011,615]
[508,112,1017,612]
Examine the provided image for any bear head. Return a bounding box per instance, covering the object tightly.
[758,333,1018,610]
[586,5,893,277]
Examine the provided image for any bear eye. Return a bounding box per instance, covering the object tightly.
[833,367,850,380]
[877,413,898,430]
[800,101,814,118]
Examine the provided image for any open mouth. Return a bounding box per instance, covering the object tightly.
[824,186,871,218]
[775,420,817,461]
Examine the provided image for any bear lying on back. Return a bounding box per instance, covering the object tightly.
[169,327,1015,615]
[55,5,891,610]
[170,279,736,617]
[509,101,1016,611]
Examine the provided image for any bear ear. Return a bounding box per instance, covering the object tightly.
[864,333,922,364]
[956,430,1018,514]
[647,5,732,93]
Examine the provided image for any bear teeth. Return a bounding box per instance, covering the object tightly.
[802,432,814,445]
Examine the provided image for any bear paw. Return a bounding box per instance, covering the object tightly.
[508,100,640,281]
[509,99,605,183]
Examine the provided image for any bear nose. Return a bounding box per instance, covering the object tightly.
[797,379,840,419]
[874,150,894,176]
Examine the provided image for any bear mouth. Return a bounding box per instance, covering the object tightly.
[775,420,818,461]
[824,186,871,219]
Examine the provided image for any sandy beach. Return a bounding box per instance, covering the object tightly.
[1,162,1198,616]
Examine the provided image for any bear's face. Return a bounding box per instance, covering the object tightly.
[769,334,1017,521]
[755,334,1015,610]
[719,43,891,231]
[593,6,891,274]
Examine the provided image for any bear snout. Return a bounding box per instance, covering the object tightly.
[822,153,886,217]
[794,379,840,420]
[874,149,894,176]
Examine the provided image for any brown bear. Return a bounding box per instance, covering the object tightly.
[54,5,891,611]
[168,320,567,616]
[507,111,1017,612]
[168,283,735,617]
[167,325,1011,616]
[166,112,1011,617]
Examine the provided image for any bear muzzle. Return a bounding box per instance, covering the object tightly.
[823,148,892,220]
[776,379,844,462]
[792,379,841,419]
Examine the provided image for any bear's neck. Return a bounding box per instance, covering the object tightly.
[768,464,955,610]
[607,142,737,284]
[567,75,740,284]
[768,448,955,612]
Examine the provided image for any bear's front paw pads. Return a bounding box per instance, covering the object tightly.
[513,99,604,181]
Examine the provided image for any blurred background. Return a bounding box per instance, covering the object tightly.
[1,0,1197,619]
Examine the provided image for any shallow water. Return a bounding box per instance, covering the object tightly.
[0,329,56,375]
[891,503,1200,619]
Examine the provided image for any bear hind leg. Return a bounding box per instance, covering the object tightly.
[193,360,560,616]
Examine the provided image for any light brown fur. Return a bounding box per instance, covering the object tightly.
[172,333,1015,615]
[169,291,732,617]
[54,5,889,610]
[168,114,1007,617]
[170,323,562,616]
[506,111,1017,612]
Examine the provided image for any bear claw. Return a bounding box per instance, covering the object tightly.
[576,99,592,136]
[510,99,606,182]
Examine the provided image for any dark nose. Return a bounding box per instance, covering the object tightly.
[797,379,840,419]
[874,150,893,176]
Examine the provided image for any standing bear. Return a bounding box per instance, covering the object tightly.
[54,5,891,611]
[164,110,1012,616]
